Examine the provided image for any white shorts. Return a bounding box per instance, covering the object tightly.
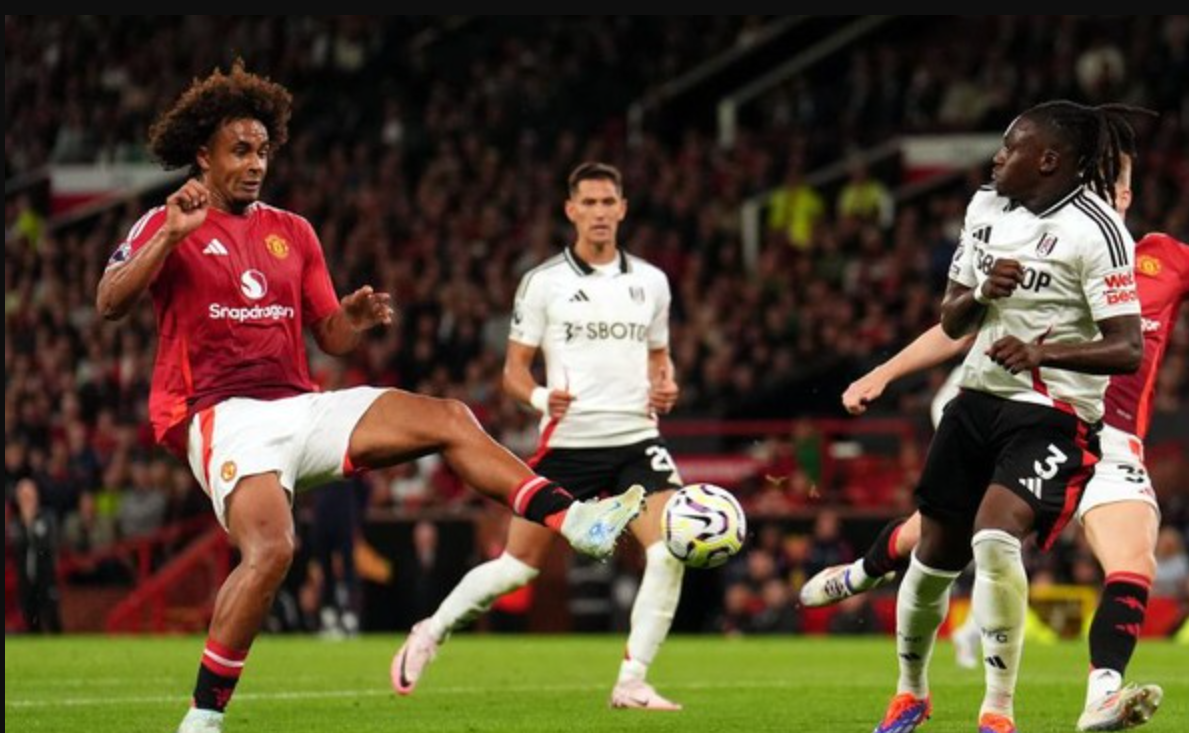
[1075,424,1159,522]
[186,387,387,529]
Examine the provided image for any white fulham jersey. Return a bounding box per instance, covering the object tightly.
[510,246,671,449]
[949,185,1140,423]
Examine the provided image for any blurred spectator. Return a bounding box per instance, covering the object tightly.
[8,195,44,249]
[753,522,794,580]
[116,458,167,539]
[5,441,30,502]
[766,158,825,251]
[11,479,62,632]
[374,455,444,510]
[836,158,894,230]
[750,578,800,633]
[805,507,853,579]
[405,520,448,623]
[717,583,754,636]
[166,465,208,525]
[827,592,881,634]
[61,490,121,584]
[1075,33,1126,102]
[1154,527,1188,598]
[312,479,364,638]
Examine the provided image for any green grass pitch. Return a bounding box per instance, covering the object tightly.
[5,635,1185,732]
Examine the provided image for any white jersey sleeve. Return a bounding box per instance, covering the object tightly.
[647,269,672,350]
[509,268,549,347]
[1079,209,1140,322]
[948,191,989,288]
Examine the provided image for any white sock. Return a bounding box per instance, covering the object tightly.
[896,553,960,698]
[847,558,873,588]
[1086,668,1123,705]
[618,542,684,684]
[429,552,539,642]
[972,529,1027,720]
[180,708,224,727]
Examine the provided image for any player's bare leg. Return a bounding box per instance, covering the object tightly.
[611,489,684,711]
[178,475,295,733]
[348,390,641,558]
[392,517,551,695]
[1078,502,1162,731]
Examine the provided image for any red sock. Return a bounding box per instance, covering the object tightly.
[861,517,911,577]
[510,476,573,527]
[1089,573,1150,675]
[544,510,567,531]
[193,638,248,712]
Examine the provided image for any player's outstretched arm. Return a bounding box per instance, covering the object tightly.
[96,180,209,320]
[842,324,973,415]
[311,285,393,356]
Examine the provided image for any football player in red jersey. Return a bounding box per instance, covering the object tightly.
[805,149,1184,731]
[97,62,644,733]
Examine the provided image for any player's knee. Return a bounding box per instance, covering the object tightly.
[439,398,481,435]
[246,534,295,585]
[972,529,1022,577]
[646,541,684,573]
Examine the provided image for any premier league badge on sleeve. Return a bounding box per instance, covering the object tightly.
[108,241,132,266]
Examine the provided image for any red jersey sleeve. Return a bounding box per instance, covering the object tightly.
[297,217,340,326]
[105,206,167,270]
[1175,236,1189,295]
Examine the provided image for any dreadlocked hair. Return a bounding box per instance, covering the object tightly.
[148,59,292,175]
[1022,100,1157,207]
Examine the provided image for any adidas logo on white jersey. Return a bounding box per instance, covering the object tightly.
[569,289,590,303]
[203,238,229,256]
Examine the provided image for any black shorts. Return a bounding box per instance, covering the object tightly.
[529,437,683,501]
[917,390,1100,550]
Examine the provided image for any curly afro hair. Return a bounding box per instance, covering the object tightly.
[148,59,292,174]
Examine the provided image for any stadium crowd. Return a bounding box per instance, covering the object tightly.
[5,17,1187,631]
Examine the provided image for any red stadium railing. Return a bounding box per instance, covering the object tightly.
[105,527,231,633]
[58,515,214,585]
[5,535,20,632]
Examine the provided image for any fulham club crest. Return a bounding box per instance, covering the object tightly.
[629,286,645,304]
[1036,233,1059,257]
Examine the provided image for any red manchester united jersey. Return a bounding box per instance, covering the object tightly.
[1104,233,1189,438]
[107,202,340,454]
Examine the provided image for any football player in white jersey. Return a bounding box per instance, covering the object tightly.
[807,143,1177,731]
[393,162,687,710]
[870,102,1148,733]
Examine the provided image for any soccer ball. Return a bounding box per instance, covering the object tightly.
[661,483,746,568]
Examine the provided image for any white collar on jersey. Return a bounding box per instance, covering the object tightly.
[564,246,631,276]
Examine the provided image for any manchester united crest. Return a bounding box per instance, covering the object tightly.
[1137,254,1162,277]
[220,461,238,483]
[265,234,290,259]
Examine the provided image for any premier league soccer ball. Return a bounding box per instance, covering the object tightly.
[662,483,746,568]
